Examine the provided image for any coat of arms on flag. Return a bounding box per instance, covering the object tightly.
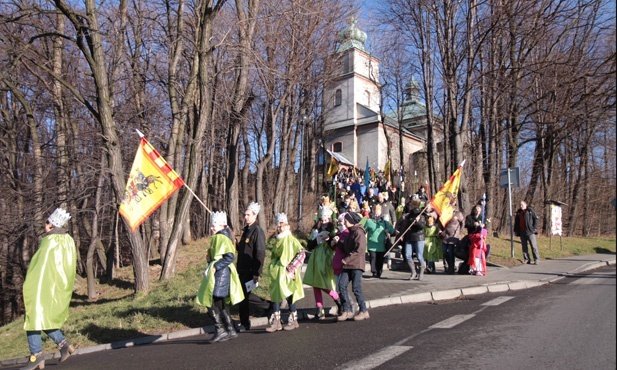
[430,160,465,227]
[119,136,185,231]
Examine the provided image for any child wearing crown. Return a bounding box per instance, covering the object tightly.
[304,205,342,320]
[265,213,305,332]
[21,208,76,370]
[196,211,244,343]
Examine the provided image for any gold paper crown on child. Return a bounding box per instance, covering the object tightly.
[48,208,71,228]
[275,213,288,224]
[247,202,260,215]
[318,205,333,219]
[210,211,227,226]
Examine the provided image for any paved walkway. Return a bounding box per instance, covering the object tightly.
[2,254,615,367]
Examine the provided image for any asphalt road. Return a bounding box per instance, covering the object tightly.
[5,265,615,370]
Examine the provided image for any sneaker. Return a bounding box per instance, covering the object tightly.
[353,310,370,321]
[337,311,351,322]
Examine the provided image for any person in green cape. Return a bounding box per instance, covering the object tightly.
[265,213,306,332]
[196,211,244,343]
[21,208,76,370]
[304,206,342,320]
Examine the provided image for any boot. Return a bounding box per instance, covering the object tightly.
[418,263,426,281]
[58,339,75,363]
[316,306,325,320]
[208,310,229,343]
[284,311,299,331]
[265,312,282,333]
[408,262,417,280]
[220,310,237,340]
[20,353,45,370]
[334,298,343,315]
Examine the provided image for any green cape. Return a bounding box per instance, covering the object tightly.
[303,228,336,290]
[268,232,305,303]
[23,231,77,331]
[196,234,244,307]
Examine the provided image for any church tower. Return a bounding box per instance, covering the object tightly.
[323,17,381,167]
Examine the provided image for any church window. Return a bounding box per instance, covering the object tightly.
[364,90,370,107]
[335,89,342,107]
[333,142,343,152]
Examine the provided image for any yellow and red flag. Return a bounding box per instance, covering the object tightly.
[430,160,465,226]
[327,156,339,178]
[119,137,185,231]
[383,160,391,181]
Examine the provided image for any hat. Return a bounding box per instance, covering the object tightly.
[210,211,227,226]
[344,212,362,225]
[246,202,260,215]
[275,213,288,224]
[319,206,333,219]
[47,208,71,228]
[427,216,435,224]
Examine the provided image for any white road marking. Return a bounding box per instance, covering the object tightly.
[337,345,413,370]
[429,314,476,329]
[482,296,515,306]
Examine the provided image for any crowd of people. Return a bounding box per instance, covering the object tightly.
[21,187,540,365]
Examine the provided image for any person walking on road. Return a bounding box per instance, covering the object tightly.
[439,198,464,274]
[196,212,244,343]
[465,205,488,276]
[305,206,342,320]
[364,205,395,279]
[236,202,266,332]
[514,201,540,265]
[337,212,370,321]
[399,197,427,280]
[265,213,305,332]
[21,208,76,370]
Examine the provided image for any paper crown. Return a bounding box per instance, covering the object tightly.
[48,208,71,228]
[318,205,333,219]
[275,213,288,224]
[210,211,227,226]
[246,202,260,215]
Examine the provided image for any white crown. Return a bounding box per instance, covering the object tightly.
[210,211,227,226]
[247,202,260,215]
[318,205,333,219]
[275,213,288,224]
[48,208,71,228]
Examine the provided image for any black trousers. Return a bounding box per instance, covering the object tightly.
[369,251,386,277]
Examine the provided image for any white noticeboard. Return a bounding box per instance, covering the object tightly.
[550,204,562,236]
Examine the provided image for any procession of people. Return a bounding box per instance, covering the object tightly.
[20,175,536,364]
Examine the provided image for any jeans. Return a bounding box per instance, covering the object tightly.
[271,296,296,313]
[337,269,367,313]
[27,329,65,355]
[405,241,425,265]
[520,233,540,262]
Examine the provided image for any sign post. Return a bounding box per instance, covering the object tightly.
[500,167,520,257]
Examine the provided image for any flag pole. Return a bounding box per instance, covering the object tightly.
[182,183,212,214]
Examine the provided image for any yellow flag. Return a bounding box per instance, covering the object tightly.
[327,157,339,178]
[383,160,391,181]
[119,137,185,231]
[430,160,465,226]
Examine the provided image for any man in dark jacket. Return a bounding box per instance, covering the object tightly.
[401,197,426,280]
[337,212,369,322]
[236,202,266,331]
[514,201,540,264]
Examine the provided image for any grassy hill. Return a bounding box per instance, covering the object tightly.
[1,233,614,361]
